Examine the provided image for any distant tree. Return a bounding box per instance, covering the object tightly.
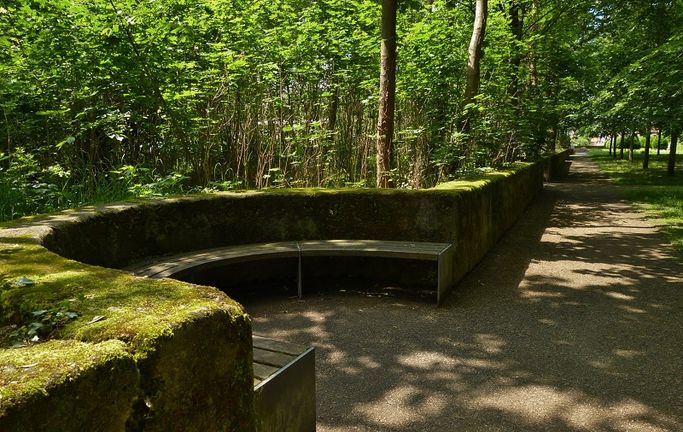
[643,126,651,169]
[668,131,679,176]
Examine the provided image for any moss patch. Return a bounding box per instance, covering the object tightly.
[0,242,246,356]
[0,339,132,410]
[0,239,255,431]
[0,339,137,431]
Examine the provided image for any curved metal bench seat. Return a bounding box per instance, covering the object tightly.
[125,242,300,279]
[125,239,454,304]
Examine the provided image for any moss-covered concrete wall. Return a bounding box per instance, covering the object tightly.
[544,149,573,181]
[0,240,255,431]
[16,160,550,295]
[0,153,568,430]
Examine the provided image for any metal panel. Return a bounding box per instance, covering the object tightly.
[254,347,316,432]
[299,239,449,260]
[253,335,308,355]
[437,244,455,306]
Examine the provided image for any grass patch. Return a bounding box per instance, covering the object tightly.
[589,148,683,253]
[588,148,683,185]
[622,186,683,252]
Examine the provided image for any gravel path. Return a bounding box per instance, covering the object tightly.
[245,152,683,432]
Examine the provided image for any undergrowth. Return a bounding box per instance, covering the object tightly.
[0,148,195,222]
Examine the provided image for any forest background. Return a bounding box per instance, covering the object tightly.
[1,0,681,221]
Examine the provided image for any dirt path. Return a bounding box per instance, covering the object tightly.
[245,152,683,432]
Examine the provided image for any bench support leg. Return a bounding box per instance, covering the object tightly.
[297,253,303,299]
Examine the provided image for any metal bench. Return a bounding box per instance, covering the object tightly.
[252,335,315,432]
[125,239,454,304]
[125,240,453,431]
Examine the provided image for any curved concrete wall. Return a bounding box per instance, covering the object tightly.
[42,161,549,291]
[0,152,569,431]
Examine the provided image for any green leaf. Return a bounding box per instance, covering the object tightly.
[56,136,75,150]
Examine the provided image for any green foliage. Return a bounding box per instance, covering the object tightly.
[111,165,190,197]
[2,0,678,217]
[3,303,80,348]
[0,0,597,205]
[0,148,192,221]
[0,148,77,220]
[586,1,683,138]
[573,135,591,147]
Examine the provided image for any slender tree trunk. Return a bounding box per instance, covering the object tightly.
[328,88,339,133]
[463,0,488,124]
[528,0,539,87]
[657,129,662,155]
[508,0,522,104]
[628,130,635,162]
[643,127,651,169]
[376,0,397,188]
[668,130,678,176]
[608,134,613,156]
[607,135,612,156]
[619,131,625,159]
[461,0,488,165]
[504,0,523,154]
[1,109,10,172]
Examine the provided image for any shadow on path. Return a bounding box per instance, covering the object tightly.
[245,153,683,432]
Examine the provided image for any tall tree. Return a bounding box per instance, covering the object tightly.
[657,129,662,156]
[508,0,523,106]
[668,131,679,176]
[462,0,488,138]
[376,0,398,188]
[643,126,651,169]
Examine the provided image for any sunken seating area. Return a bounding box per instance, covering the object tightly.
[0,151,570,431]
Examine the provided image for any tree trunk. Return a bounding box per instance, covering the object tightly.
[508,0,522,104]
[328,87,339,133]
[668,130,678,176]
[3,109,10,168]
[462,0,488,136]
[608,134,613,156]
[657,129,662,155]
[375,0,397,188]
[643,127,650,169]
[528,0,539,87]
[628,130,635,162]
[461,0,488,167]
[619,131,625,159]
